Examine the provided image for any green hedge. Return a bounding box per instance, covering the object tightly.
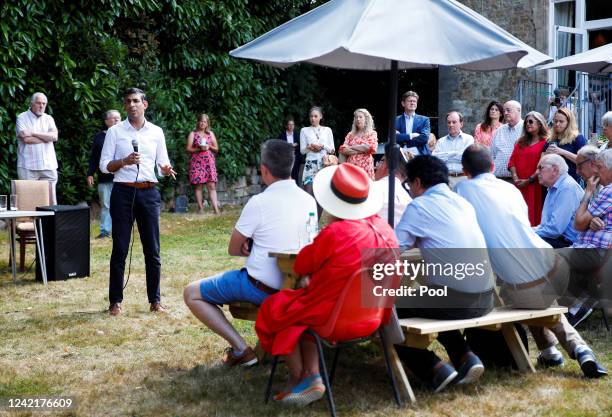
[0,0,318,204]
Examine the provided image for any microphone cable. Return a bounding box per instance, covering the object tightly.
[123,157,140,291]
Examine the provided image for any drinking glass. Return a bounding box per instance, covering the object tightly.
[10,194,18,211]
[0,195,6,211]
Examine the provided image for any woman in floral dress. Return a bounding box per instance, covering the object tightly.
[339,108,378,179]
[186,113,220,214]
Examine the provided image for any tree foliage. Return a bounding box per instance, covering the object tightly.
[0,0,313,203]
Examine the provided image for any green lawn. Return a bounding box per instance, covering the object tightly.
[0,209,610,417]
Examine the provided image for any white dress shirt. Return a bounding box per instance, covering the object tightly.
[491,121,523,178]
[99,119,170,183]
[15,110,58,170]
[374,176,412,226]
[432,131,474,174]
[300,126,335,160]
[235,180,317,289]
[395,183,494,293]
[455,173,554,284]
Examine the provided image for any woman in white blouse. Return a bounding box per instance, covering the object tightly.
[300,106,335,195]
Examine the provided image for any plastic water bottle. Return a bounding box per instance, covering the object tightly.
[306,212,318,243]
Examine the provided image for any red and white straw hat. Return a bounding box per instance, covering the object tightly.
[313,163,383,220]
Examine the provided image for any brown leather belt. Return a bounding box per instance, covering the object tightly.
[449,172,466,177]
[248,275,279,295]
[120,182,156,189]
[502,255,561,290]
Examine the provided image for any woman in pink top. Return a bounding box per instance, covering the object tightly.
[474,101,504,148]
[339,108,378,179]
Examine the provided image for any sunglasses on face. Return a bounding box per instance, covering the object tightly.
[525,119,538,125]
[576,158,593,168]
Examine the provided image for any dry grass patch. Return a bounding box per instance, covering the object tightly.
[0,209,610,417]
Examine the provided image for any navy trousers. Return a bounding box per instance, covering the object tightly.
[109,183,161,304]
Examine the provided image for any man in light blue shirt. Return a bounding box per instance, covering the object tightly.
[394,155,495,393]
[457,144,606,379]
[432,111,474,189]
[534,154,583,247]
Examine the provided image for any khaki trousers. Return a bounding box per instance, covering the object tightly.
[500,254,586,356]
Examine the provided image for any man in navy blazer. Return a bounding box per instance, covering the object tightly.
[278,117,301,183]
[395,90,431,156]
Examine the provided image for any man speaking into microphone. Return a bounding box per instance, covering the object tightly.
[100,88,176,316]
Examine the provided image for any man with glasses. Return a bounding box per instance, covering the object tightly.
[394,155,495,393]
[491,100,523,182]
[533,154,583,248]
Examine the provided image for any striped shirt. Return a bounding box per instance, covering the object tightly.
[573,184,612,248]
[491,121,523,178]
[16,110,58,170]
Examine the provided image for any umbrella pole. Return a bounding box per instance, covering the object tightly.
[386,60,399,228]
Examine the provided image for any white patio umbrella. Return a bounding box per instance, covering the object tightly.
[539,43,612,74]
[230,0,552,226]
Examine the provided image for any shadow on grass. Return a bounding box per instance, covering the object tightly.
[135,345,410,417]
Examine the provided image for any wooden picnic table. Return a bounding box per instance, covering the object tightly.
[229,247,566,404]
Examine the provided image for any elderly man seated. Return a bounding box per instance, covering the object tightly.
[558,149,612,326]
[456,144,607,378]
[394,155,495,393]
[533,154,583,248]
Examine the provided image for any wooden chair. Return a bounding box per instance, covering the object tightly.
[10,180,51,271]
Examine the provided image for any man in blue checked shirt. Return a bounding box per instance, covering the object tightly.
[533,154,583,248]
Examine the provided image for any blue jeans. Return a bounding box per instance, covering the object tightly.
[98,182,113,235]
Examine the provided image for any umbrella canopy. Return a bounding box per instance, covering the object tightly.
[230,0,551,71]
[539,43,612,74]
[230,0,551,227]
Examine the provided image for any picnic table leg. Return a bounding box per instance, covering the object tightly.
[501,323,535,373]
[387,344,416,403]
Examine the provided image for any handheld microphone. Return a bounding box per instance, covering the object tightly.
[131,139,139,166]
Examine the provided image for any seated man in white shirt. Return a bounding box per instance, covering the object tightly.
[432,111,474,189]
[373,152,412,226]
[456,144,607,378]
[394,155,496,393]
[184,140,317,368]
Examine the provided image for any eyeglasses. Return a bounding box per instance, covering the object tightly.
[576,158,593,167]
[401,180,411,194]
[525,119,537,125]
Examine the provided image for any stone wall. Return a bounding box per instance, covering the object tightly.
[438,0,550,135]
[215,166,262,206]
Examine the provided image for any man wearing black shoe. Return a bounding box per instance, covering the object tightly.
[394,155,495,392]
[457,145,607,378]
[99,88,176,316]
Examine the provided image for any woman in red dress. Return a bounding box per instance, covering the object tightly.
[186,114,220,214]
[255,163,398,406]
[339,108,378,179]
[508,111,549,226]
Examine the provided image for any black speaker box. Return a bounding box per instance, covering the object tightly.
[36,205,90,281]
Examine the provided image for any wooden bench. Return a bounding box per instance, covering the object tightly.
[389,306,568,403]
